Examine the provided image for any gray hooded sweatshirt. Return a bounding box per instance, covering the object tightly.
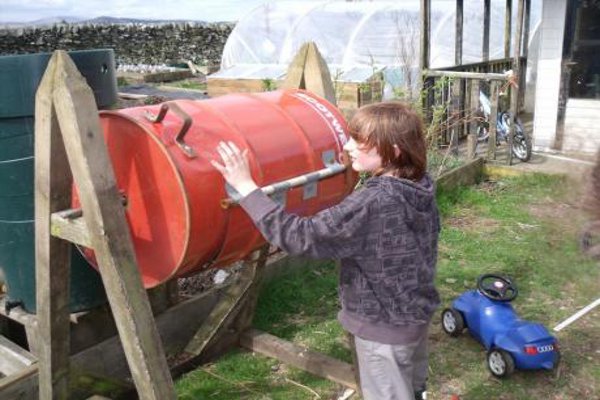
[240,174,440,344]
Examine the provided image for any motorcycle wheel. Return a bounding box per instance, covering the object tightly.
[501,112,532,162]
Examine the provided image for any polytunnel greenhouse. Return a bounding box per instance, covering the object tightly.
[209,0,541,102]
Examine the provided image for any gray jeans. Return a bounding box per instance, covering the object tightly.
[354,333,429,400]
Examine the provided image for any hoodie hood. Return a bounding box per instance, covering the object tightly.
[365,173,436,212]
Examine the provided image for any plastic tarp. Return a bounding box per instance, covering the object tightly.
[216,0,541,97]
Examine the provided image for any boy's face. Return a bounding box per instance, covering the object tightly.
[343,137,383,173]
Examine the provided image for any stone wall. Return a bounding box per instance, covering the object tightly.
[0,23,234,66]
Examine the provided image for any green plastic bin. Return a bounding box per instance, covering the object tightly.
[0,49,118,313]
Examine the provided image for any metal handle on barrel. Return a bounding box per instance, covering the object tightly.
[221,163,347,208]
[145,102,197,158]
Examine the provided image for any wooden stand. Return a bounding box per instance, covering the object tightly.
[0,49,359,399]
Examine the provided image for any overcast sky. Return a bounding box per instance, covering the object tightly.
[0,0,285,23]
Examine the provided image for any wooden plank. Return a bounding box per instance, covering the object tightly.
[117,92,149,100]
[504,0,512,58]
[207,79,269,89]
[0,364,38,400]
[70,286,223,381]
[0,335,36,376]
[34,51,72,400]
[50,50,176,400]
[50,213,91,247]
[240,329,358,391]
[424,70,508,81]
[303,42,337,106]
[183,261,258,356]
[0,335,37,375]
[437,157,484,192]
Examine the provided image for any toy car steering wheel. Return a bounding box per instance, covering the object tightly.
[477,274,518,302]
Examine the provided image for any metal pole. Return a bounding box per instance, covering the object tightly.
[222,163,347,206]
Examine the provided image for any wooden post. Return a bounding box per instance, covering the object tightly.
[420,0,431,115]
[467,133,477,160]
[34,51,72,400]
[488,81,499,161]
[504,0,512,59]
[304,43,337,106]
[483,0,491,62]
[451,79,461,156]
[49,50,176,400]
[455,0,465,144]
[282,44,309,90]
[509,0,525,165]
[281,42,337,106]
[455,0,463,66]
[469,79,480,138]
[520,0,532,108]
[420,0,430,73]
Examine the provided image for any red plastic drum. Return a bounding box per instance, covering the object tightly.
[78,89,356,287]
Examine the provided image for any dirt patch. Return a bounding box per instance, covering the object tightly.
[446,210,500,233]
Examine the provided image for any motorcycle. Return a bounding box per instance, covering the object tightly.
[476,91,532,162]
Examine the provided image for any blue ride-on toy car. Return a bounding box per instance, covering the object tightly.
[441,274,560,378]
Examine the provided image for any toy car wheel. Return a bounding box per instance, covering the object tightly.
[441,308,465,337]
[487,348,515,378]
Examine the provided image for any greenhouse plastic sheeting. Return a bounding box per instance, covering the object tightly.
[221,0,542,73]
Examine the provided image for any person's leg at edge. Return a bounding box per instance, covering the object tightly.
[412,330,429,400]
[354,335,419,400]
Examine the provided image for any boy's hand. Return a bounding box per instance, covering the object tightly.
[211,141,258,197]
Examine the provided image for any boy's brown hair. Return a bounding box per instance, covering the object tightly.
[347,101,427,181]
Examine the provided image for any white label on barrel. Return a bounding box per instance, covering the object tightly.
[292,92,347,153]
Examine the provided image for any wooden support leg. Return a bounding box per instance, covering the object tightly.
[48,50,176,400]
[181,245,270,361]
[34,51,73,400]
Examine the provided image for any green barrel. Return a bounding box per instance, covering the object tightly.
[0,49,118,313]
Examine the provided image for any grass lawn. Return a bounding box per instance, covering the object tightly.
[175,172,600,400]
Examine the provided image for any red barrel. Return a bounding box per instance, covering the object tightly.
[77,89,356,288]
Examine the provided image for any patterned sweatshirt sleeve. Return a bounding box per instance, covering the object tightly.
[239,188,376,259]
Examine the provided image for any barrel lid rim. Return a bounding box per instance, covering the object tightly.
[100,109,191,287]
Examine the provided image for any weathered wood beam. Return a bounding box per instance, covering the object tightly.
[509,0,525,165]
[420,0,430,71]
[0,335,36,376]
[34,50,72,400]
[504,0,513,58]
[240,329,358,391]
[424,70,508,81]
[50,50,175,400]
[50,213,91,248]
[483,0,491,62]
[488,81,499,160]
[303,42,337,106]
[0,364,38,400]
[282,42,336,106]
[70,286,223,381]
[455,0,463,66]
[183,255,259,356]
[281,43,309,90]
